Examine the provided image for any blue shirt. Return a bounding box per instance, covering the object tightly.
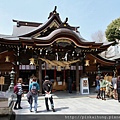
[29,82,40,91]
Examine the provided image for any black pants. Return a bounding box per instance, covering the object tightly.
[68,84,72,93]
[100,90,106,99]
[14,94,22,108]
[45,96,54,110]
[97,89,101,97]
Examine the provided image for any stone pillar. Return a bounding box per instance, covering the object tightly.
[76,62,79,93]
[38,59,42,94]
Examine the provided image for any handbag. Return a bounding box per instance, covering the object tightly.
[96,85,100,90]
[114,83,117,89]
[95,85,100,92]
[45,94,52,98]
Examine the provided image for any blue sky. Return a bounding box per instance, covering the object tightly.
[0,0,120,41]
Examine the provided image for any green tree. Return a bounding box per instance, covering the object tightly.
[105,18,120,43]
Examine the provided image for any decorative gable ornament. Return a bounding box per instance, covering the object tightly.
[29,58,35,65]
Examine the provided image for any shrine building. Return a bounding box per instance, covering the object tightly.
[0,6,115,93]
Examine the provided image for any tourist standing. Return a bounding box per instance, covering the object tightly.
[117,76,120,102]
[68,76,73,93]
[96,76,101,99]
[43,75,55,112]
[14,78,23,110]
[99,76,107,100]
[112,76,117,99]
[29,78,40,113]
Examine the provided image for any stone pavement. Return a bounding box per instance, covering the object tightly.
[13,91,120,115]
[1,90,120,120]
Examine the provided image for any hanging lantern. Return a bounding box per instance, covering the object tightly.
[5,56,10,62]
[93,59,96,64]
[29,58,35,65]
[85,60,90,66]
[48,64,52,69]
[57,66,61,71]
[65,65,70,70]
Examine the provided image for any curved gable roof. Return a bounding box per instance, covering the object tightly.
[14,10,62,37]
[0,6,114,50]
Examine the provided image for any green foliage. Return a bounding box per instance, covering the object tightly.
[105,18,120,43]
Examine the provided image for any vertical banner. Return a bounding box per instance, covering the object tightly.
[0,76,5,85]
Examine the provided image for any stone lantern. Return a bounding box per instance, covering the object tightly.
[10,67,15,89]
[7,67,15,93]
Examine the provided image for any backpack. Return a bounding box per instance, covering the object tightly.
[14,85,18,94]
[31,83,38,95]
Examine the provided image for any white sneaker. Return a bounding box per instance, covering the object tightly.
[34,110,37,113]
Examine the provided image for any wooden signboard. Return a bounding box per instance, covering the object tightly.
[0,76,5,91]
[80,77,89,94]
[0,76,5,85]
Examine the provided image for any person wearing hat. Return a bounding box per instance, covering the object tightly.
[42,75,55,112]
[99,76,107,100]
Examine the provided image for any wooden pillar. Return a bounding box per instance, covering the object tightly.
[15,46,20,84]
[15,65,19,84]
[15,51,19,84]
[44,62,46,76]
[76,62,79,93]
[54,66,56,81]
[53,66,57,87]
[38,59,42,94]
[63,68,65,81]
[63,67,66,86]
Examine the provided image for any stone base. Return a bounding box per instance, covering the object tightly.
[0,93,16,120]
[0,111,16,120]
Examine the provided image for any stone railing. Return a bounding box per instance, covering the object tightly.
[0,94,15,120]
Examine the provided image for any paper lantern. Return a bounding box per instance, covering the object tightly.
[85,60,90,66]
[57,66,61,71]
[93,59,96,64]
[48,64,52,69]
[5,56,10,62]
[65,65,70,70]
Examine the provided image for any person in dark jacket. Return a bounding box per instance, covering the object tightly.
[117,76,120,102]
[96,76,101,99]
[68,76,73,93]
[43,75,55,112]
